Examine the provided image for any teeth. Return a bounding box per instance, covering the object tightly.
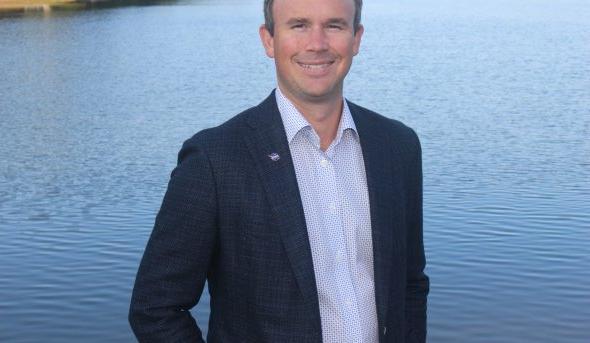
[299,63,331,69]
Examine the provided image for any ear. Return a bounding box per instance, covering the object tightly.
[352,24,364,56]
[259,24,275,58]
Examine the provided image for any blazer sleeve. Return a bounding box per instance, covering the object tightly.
[404,130,430,343]
[129,136,217,343]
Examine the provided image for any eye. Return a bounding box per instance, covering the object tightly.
[327,24,344,31]
[291,23,306,30]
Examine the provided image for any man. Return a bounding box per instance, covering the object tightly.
[129,0,429,342]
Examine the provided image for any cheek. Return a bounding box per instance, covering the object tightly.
[276,36,302,56]
[335,40,355,54]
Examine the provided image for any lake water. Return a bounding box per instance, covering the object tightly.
[1,0,589,342]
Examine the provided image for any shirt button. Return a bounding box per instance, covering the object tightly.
[320,159,329,167]
[329,203,337,211]
[345,299,353,307]
[336,250,345,262]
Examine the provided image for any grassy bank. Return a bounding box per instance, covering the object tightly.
[0,0,84,15]
[0,0,175,16]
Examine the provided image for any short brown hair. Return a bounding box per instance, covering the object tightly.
[263,0,363,36]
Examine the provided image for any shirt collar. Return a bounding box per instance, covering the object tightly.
[275,87,358,146]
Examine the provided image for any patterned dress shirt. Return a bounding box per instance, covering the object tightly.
[276,88,378,343]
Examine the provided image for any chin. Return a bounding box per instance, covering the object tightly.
[299,83,338,98]
[279,77,342,102]
[312,88,342,100]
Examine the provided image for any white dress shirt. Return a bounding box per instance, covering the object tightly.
[276,87,378,343]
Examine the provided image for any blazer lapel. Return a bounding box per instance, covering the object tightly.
[350,103,405,329]
[242,91,321,317]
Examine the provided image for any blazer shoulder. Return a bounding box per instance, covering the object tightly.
[348,101,420,149]
[179,105,258,157]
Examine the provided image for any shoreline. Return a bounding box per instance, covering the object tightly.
[0,0,175,16]
[0,0,84,15]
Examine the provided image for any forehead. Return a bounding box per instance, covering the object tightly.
[272,0,356,22]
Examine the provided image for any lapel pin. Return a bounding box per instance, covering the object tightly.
[268,153,280,161]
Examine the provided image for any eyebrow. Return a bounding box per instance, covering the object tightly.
[286,18,311,26]
[325,18,350,27]
[285,17,351,27]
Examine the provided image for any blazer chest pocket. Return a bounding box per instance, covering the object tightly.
[237,212,286,263]
[239,213,281,240]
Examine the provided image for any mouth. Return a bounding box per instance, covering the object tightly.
[296,61,334,70]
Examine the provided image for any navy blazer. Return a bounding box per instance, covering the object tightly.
[129,92,429,343]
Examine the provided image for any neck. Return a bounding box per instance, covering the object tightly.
[279,87,344,151]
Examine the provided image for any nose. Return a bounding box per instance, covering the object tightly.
[306,26,329,52]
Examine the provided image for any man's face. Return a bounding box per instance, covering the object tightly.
[260,0,363,105]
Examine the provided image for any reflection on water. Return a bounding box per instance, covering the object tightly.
[1,0,589,342]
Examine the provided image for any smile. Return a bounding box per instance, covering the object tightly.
[297,62,334,70]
